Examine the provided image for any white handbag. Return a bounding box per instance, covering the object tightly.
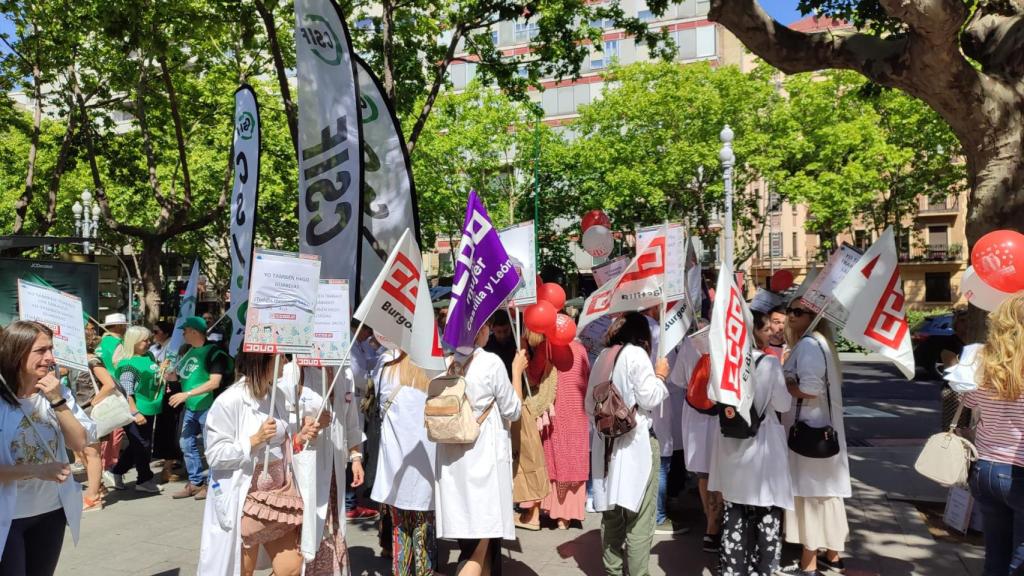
[87,368,134,438]
[915,402,977,487]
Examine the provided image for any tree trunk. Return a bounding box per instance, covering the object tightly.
[381,0,397,105]
[12,62,42,235]
[254,0,298,153]
[139,236,166,324]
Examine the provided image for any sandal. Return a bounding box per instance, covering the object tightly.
[514,519,541,531]
[83,496,103,512]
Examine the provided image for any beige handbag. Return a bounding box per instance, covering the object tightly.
[424,356,493,444]
[915,402,977,487]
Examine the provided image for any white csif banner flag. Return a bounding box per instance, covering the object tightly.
[167,259,200,364]
[228,85,261,356]
[354,54,420,302]
[831,227,915,379]
[354,228,446,372]
[577,234,665,332]
[295,0,364,305]
[708,261,754,421]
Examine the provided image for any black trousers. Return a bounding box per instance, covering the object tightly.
[152,395,183,461]
[666,448,687,505]
[0,508,66,576]
[719,502,783,576]
[112,419,155,484]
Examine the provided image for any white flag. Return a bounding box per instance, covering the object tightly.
[577,234,665,332]
[660,299,693,356]
[228,85,261,356]
[831,227,915,379]
[708,261,754,421]
[354,228,446,372]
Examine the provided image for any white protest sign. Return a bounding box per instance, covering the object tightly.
[498,221,537,306]
[637,222,686,301]
[18,280,89,370]
[297,279,350,367]
[578,315,614,364]
[800,244,862,313]
[592,255,630,287]
[243,249,321,354]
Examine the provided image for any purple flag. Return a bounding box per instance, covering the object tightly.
[443,191,521,352]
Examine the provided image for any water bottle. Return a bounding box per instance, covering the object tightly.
[210,481,233,529]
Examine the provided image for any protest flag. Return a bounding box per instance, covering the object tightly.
[166,259,200,364]
[228,85,261,356]
[354,228,446,372]
[685,235,703,319]
[831,227,915,379]
[576,234,666,332]
[660,299,693,358]
[295,0,364,306]
[708,261,754,422]
[354,54,421,302]
[442,191,522,352]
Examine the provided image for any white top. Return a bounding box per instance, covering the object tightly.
[586,344,669,513]
[781,333,852,498]
[646,317,675,456]
[709,351,794,509]
[434,348,522,540]
[0,386,95,559]
[12,395,63,518]
[149,341,169,363]
[371,350,437,511]
[669,337,717,474]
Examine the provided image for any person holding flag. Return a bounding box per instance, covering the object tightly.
[778,298,851,576]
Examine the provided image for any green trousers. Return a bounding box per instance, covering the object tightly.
[601,436,659,576]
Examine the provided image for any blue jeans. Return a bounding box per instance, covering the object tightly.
[656,455,671,524]
[970,459,1024,575]
[179,408,208,487]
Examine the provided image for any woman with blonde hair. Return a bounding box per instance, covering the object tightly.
[370,342,438,575]
[110,326,164,493]
[959,294,1024,576]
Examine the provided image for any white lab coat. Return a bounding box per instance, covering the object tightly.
[709,350,794,510]
[434,348,522,540]
[669,337,717,474]
[586,344,669,513]
[371,350,436,511]
[0,386,95,559]
[197,379,292,576]
[781,333,851,498]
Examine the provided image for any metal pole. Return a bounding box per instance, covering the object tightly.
[768,182,774,284]
[719,125,735,271]
[533,112,541,271]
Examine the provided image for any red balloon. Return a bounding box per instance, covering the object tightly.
[548,313,577,346]
[524,301,557,335]
[581,209,611,233]
[548,343,576,372]
[770,270,795,293]
[972,230,1024,293]
[536,274,544,291]
[538,283,566,310]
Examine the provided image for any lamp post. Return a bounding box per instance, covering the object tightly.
[71,190,101,254]
[719,125,735,270]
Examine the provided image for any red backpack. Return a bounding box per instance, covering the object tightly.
[685,354,720,415]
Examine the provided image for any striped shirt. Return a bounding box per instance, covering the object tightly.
[962,388,1024,468]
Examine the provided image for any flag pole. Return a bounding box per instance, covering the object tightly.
[658,218,669,359]
[260,352,282,484]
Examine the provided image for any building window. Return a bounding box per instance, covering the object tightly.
[514,20,540,42]
[696,0,711,15]
[355,18,374,31]
[695,25,716,58]
[491,29,499,45]
[591,40,619,69]
[768,191,781,213]
[770,232,783,258]
[637,0,654,21]
[854,230,869,251]
[925,272,952,303]
[791,232,798,257]
[589,3,613,28]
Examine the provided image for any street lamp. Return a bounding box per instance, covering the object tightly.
[719,125,735,270]
[72,190,101,254]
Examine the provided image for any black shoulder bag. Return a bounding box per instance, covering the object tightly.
[787,340,841,459]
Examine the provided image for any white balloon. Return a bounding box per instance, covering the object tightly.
[962,266,1019,312]
[582,225,614,258]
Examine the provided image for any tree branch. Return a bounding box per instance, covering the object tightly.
[132,64,173,225]
[11,61,42,235]
[963,8,1024,81]
[406,23,465,153]
[157,54,193,211]
[36,106,78,235]
[254,0,298,154]
[878,0,967,36]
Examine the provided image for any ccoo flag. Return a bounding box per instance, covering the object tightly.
[354,55,420,302]
[708,261,754,422]
[354,229,445,372]
[830,227,915,379]
[576,234,666,332]
[228,85,261,356]
[443,191,521,352]
[294,0,364,306]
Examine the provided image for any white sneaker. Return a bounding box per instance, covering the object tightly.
[586,497,595,513]
[654,521,690,535]
[111,473,126,491]
[102,470,117,488]
[135,479,163,494]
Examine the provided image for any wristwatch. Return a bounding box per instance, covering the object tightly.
[349,452,363,463]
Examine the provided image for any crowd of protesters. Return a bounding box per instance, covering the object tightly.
[0,290,1022,576]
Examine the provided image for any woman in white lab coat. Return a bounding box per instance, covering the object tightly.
[198,352,321,576]
[371,345,437,575]
[435,319,527,576]
[709,311,793,576]
[586,312,670,576]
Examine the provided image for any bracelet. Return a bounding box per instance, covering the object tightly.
[132,412,141,417]
[349,453,363,462]
[49,398,68,409]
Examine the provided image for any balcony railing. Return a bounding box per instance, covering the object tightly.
[898,244,963,263]
[918,198,959,214]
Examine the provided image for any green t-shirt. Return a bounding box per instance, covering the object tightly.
[176,344,227,412]
[97,334,122,374]
[115,356,164,416]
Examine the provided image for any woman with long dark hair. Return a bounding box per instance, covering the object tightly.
[0,320,95,575]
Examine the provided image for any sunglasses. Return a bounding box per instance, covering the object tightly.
[786,308,811,318]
